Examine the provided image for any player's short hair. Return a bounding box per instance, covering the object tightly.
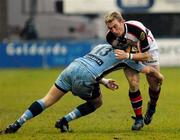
[104,11,124,23]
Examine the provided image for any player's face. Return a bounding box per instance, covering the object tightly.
[106,19,124,37]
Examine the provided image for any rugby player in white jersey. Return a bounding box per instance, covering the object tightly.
[105,11,163,130]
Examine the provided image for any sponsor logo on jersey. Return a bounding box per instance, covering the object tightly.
[85,54,103,66]
[140,32,146,41]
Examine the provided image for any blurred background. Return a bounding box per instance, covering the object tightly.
[0,0,180,68]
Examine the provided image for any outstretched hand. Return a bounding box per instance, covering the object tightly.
[101,78,119,90]
[106,79,119,90]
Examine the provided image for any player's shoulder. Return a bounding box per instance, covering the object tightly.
[125,20,145,28]
[98,44,112,48]
[93,44,111,50]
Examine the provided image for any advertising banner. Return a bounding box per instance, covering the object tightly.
[158,39,180,67]
[0,40,102,68]
[0,39,180,68]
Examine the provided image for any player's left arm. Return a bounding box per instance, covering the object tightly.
[100,78,119,90]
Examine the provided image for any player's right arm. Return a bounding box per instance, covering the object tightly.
[114,49,152,61]
[106,31,152,61]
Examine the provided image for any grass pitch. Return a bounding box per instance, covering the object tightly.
[0,67,180,140]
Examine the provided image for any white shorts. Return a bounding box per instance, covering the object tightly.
[143,49,159,66]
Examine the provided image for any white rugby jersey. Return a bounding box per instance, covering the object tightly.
[106,20,158,53]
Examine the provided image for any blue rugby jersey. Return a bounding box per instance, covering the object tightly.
[75,44,143,80]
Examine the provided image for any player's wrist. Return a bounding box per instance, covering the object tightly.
[126,53,129,59]
[128,53,133,60]
[101,78,109,85]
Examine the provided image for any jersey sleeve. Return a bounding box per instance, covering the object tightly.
[126,23,150,52]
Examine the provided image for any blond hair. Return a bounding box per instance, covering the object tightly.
[104,11,124,23]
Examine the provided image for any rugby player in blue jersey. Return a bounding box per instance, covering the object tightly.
[0,44,163,134]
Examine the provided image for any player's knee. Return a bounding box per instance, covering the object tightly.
[95,99,103,108]
[147,73,163,89]
[129,79,139,92]
[148,78,161,91]
[92,99,103,109]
